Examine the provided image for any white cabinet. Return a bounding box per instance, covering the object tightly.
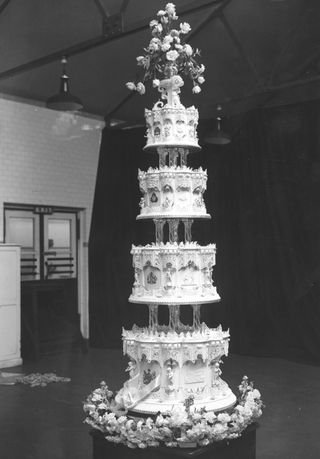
[0,244,22,368]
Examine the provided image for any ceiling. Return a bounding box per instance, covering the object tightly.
[0,0,320,126]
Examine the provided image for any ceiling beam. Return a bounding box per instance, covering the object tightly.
[287,46,320,81]
[185,0,231,42]
[0,0,227,82]
[213,1,318,117]
[219,13,261,85]
[264,1,314,87]
[0,0,11,16]
[120,0,131,14]
[93,0,110,20]
[213,73,320,110]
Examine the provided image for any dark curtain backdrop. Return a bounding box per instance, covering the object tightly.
[89,99,320,364]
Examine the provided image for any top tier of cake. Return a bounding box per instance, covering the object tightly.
[144,75,200,150]
[145,103,200,150]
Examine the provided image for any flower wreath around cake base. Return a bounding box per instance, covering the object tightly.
[83,376,263,449]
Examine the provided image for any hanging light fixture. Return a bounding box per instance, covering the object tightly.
[46,56,84,112]
[204,104,231,145]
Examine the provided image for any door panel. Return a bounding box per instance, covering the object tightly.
[43,213,77,280]
[5,210,40,281]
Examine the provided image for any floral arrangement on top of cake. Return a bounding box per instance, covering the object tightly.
[126,2,205,95]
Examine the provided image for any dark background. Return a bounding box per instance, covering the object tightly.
[89,99,320,364]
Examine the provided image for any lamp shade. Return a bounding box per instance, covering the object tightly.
[204,105,231,145]
[46,57,83,112]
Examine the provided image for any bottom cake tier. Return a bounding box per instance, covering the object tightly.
[115,324,236,414]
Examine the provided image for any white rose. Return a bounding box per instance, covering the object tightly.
[235,404,244,414]
[117,415,127,424]
[166,3,177,18]
[217,413,231,424]
[252,389,261,399]
[136,82,146,95]
[136,420,144,430]
[155,414,164,427]
[166,49,179,61]
[157,9,165,16]
[126,82,136,91]
[84,403,96,412]
[163,34,173,43]
[125,419,134,429]
[183,44,193,56]
[180,22,191,34]
[192,85,201,94]
[161,42,171,52]
[136,56,144,64]
[204,411,216,423]
[170,29,180,37]
[175,44,183,50]
[149,20,158,28]
[192,412,202,421]
[198,76,205,84]
[97,402,108,410]
[152,79,160,88]
[145,417,153,428]
[243,406,253,417]
[148,41,159,52]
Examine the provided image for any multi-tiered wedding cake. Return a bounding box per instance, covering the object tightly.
[84,4,263,449]
[115,10,236,415]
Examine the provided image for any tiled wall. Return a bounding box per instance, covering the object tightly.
[0,95,104,337]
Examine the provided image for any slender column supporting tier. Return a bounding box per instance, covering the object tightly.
[157,147,190,168]
[182,218,193,243]
[148,304,158,331]
[192,304,201,329]
[168,304,180,331]
[154,219,165,244]
[168,219,179,243]
[147,303,202,334]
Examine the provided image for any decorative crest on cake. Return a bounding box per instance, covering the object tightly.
[126,2,205,101]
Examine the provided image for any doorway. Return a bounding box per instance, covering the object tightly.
[5,205,80,359]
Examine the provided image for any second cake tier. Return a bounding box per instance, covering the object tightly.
[137,166,210,220]
[129,242,220,305]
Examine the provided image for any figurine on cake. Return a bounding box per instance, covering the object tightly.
[84,3,263,448]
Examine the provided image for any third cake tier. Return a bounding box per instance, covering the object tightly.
[129,242,220,305]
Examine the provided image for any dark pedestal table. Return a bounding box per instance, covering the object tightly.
[90,423,258,459]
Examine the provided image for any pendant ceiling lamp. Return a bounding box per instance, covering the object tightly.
[204,104,231,145]
[46,56,83,112]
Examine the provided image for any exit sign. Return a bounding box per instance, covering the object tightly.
[34,206,53,214]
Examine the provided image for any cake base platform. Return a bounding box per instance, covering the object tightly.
[129,391,237,416]
[90,423,258,459]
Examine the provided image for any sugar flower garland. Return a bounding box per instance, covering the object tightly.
[83,376,263,449]
[126,3,205,95]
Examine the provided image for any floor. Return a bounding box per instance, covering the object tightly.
[0,349,319,459]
